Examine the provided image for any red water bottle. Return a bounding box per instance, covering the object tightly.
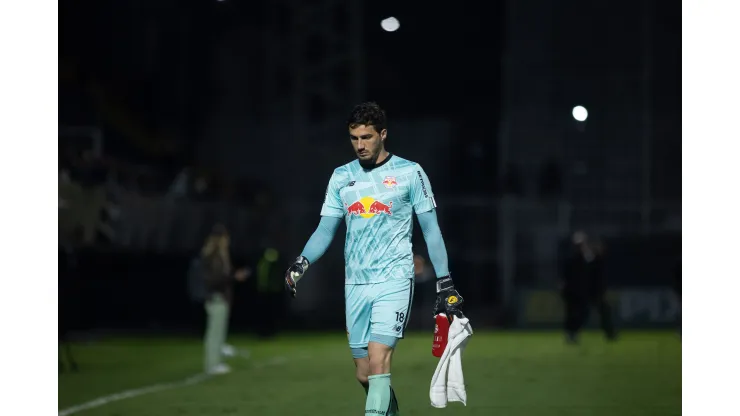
[432,313,451,358]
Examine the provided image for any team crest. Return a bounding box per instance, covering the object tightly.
[382,176,397,189]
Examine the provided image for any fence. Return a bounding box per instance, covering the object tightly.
[61,191,676,329]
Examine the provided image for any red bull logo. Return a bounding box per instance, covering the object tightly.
[382,176,398,189]
[346,196,393,218]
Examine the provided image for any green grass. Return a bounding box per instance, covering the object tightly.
[59,331,681,416]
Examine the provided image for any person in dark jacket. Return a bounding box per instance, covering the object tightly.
[560,231,616,343]
[201,224,248,374]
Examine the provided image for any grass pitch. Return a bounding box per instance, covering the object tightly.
[59,331,681,415]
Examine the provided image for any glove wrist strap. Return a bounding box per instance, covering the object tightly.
[436,276,453,293]
[296,256,310,270]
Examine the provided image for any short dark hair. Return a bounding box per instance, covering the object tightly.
[347,102,387,133]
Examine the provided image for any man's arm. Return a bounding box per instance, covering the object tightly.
[284,216,342,298]
[416,210,449,278]
[409,164,463,317]
[285,170,345,298]
[301,216,342,265]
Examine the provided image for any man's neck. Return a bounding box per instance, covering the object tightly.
[375,150,390,165]
[360,149,391,169]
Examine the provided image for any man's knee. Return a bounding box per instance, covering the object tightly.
[368,337,396,375]
[368,357,391,375]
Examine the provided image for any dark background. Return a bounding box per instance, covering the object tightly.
[58,0,680,335]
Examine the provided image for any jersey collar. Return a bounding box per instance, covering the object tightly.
[360,153,393,171]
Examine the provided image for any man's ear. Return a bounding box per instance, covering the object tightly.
[380,129,387,142]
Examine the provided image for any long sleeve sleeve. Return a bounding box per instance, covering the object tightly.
[416,209,450,278]
[300,216,342,264]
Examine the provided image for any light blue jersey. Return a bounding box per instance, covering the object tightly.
[320,154,437,285]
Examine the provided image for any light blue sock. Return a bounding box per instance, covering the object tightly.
[365,373,392,415]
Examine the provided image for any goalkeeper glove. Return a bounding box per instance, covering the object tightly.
[284,256,310,298]
[434,276,464,319]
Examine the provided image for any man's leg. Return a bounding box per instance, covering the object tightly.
[218,301,231,353]
[204,294,229,373]
[346,284,373,395]
[563,294,578,343]
[593,295,616,340]
[567,294,589,343]
[576,297,590,333]
[366,339,399,415]
[354,355,370,394]
[364,278,412,416]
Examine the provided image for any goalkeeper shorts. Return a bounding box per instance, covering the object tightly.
[345,278,414,349]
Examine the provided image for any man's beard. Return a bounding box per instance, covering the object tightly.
[357,150,378,168]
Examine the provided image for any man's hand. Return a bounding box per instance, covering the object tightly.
[434,276,464,318]
[284,256,310,298]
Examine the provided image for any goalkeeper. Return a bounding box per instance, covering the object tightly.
[284,102,463,415]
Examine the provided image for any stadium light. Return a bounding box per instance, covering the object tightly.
[381,17,400,32]
[572,105,588,122]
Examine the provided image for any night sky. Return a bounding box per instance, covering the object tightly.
[60,0,678,123]
[60,1,503,122]
[60,0,679,198]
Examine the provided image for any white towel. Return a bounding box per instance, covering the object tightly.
[429,316,473,408]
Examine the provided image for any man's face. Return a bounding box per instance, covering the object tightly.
[349,124,386,163]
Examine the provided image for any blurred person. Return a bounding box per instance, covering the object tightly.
[560,231,616,343]
[200,224,249,374]
[283,102,464,415]
[254,246,285,338]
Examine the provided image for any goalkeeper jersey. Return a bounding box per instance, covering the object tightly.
[320,154,437,285]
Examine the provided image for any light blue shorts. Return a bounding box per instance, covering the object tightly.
[345,278,414,351]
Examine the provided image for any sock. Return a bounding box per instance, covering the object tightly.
[365,374,392,415]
